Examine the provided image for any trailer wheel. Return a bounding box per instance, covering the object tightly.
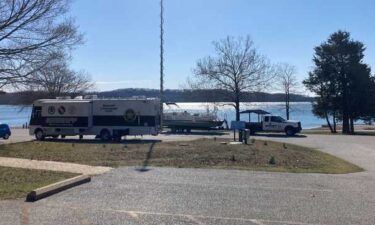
[35,129,45,141]
[113,135,121,142]
[100,129,111,142]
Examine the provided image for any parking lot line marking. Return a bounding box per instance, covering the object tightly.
[20,204,29,225]
[251,219,267,225]
[127,211,139,219]
[186,215,205,225]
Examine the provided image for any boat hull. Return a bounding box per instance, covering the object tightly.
[163,120,224,129]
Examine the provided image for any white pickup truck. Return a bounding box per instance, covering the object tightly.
[241,110,302,136]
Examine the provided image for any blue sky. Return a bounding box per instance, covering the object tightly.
[70,0,375,91]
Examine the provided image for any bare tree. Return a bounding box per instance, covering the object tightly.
[0,0,82,88]
[191,36,273,121]
[276,63,298,120]
[28,52,94,97]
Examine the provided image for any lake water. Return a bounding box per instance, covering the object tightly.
[0,105,32,127]
[165,102,326,129]
[0,102,326,129]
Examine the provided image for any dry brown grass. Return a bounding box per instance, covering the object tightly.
[0,166,77,199]
[0,138,362,174]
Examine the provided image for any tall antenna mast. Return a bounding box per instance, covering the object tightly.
[159,0,164,130]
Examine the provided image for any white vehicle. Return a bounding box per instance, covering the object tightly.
[240,109,302,136]
[29,97,161,141]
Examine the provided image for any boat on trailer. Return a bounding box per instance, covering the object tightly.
[163,103,224,132]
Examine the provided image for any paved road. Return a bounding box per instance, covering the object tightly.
[1,167,374,225]
[0,128,230,144]
[0,157,111,175]
[1,131,375,224]
[0,128,32,144]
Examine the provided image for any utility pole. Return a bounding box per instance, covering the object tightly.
[159,0,164,131]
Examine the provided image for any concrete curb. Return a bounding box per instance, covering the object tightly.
[26,175,91,202]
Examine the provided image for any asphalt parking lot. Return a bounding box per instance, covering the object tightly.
[1,167,375,225]
[1,130,375,225]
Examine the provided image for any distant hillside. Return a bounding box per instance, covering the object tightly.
[0,88,313,105]
[97,88,313,103]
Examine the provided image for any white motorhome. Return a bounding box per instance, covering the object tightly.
[29,97,161,141]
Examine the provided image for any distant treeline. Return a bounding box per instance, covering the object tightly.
[0,88,312,105]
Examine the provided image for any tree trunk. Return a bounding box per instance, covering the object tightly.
[342,77,350,134]
[285,92,290,120]
[235,101,240,121]
[325,113,334,133]
[333,112,337,133]
[342,112,350,134]
[350,117,355,134]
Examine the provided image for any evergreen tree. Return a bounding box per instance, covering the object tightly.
[304,31,374,134]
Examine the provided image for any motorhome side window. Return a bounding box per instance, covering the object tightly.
[264,116,269,122]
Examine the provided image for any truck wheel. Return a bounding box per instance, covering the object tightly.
[35,129,45,141]
[100,129,111,142]
[285,127,295,136]
[3,133,9,140]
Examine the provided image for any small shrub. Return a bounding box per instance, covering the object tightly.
[251,139,255,144]
[264,141,268,146]
[269,156,276,165]
[102,144,106,148]
[283,143,287,149]
[231,155,236,162]
[213,137,217,141]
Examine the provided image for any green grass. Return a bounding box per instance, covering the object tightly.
[0,139,362,174]
[0,166,77,200]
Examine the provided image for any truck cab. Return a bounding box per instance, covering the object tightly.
[262,115,302,135]
[240,109,302,136]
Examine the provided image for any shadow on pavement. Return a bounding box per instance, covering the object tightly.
[136,142,157,172]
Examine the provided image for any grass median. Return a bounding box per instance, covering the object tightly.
[0,138,362,174]
[0,166,77,200]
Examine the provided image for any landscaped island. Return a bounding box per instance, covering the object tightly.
[0,139,362,174]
